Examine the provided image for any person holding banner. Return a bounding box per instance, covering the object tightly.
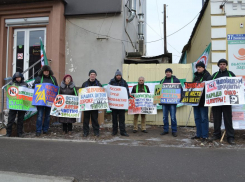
[5,72,28,137]
[33,65,58,137]
[109,69,130,137]
[131,76,150,133]
[211,59,236,145]
[81,70,102,137]
[160,68,181,137]
[191,62,212,142]
[58,75,77,135]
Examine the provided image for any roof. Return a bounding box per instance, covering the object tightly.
[64,0,122,16]
[181,0,210,53]
[0,0,62,5]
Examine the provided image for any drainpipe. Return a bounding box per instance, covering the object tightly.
[6,26,9,78]
[127,0,136,22]
[124,1,135,49]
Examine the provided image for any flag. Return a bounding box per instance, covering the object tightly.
[40,37,48,66]
[192,43,211,73]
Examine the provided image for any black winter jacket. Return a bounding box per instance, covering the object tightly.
[193,69,212,107]
[81,79,102,88]
[212,69,236,79]
[131,84,150,94]
[33,75,58,88]
[109,77,129,97]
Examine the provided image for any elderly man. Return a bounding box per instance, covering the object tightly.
[131,76,150,133]
[211,59,236,145]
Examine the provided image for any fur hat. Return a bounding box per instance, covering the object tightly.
[38,65,53,76]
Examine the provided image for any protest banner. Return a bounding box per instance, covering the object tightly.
[154,83,181,104]
[128,93,157,115]
[50,94,80,118]
[32,83,59,107]
[78,86,109,111]
[181,82,205,106]
[205,77,244,106]
[106,84,128,109]
[6,85,37,111]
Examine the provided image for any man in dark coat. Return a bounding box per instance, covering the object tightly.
[131,76,150,133]
[81,70,102,137]
[160,68,181,137]
[109,69,129,137]
[211,59,236,145]
[33,65,58,137]
[191,62,212,142]
[58,75,77,135]
[5,72,28,137]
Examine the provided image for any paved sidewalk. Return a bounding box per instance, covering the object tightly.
[0,171,75,182]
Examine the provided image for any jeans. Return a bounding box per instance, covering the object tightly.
[193,106,209,138]
[36,106,51,133]
[162,104,177,133]
[112,109,126,134]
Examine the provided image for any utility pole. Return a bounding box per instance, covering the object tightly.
[163,4,167,54]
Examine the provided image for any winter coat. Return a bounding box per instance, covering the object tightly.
[109,76,129,97]
[193,69,212,107]
[59,81,77,124]
[81,79,102,88]
[32,65,58,88]
[159,75,182,105]
[131,84,150,94]
[212,69,236,79]
[9,72,28,87]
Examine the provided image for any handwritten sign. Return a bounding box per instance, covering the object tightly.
[205,77,244,106]
[154,83,181,104]
[32,83,59,107]
[50,94,80,118]
[78,86,109,111]
[106,85,128,109]
[181,82,205,106]
[128,93,157,114]
[6,85,37,111]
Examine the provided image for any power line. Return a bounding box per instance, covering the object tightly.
[67,10,201,44]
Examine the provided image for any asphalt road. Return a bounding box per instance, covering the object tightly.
[0,138,245,182]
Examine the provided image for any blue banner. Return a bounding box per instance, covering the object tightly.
[160,83,182,104]
[32,83,59,107]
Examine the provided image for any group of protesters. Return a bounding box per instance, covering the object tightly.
[4,58,237,145]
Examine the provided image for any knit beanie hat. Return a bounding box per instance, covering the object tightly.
[217,59,228,66]
[63,74,73,82]
[196,61,205,68]
[88,70,97,76]
[165,68,172,73]
[115,69,122,76]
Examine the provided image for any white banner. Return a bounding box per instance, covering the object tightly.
[50,94,80,118]
[205,77,244,106]
[128,93,157,115]
[78,86,109,111]
[106,85,128,109]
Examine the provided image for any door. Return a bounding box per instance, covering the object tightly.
[13,28,46,80]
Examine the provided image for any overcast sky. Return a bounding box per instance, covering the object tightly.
[146,0,202,63]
